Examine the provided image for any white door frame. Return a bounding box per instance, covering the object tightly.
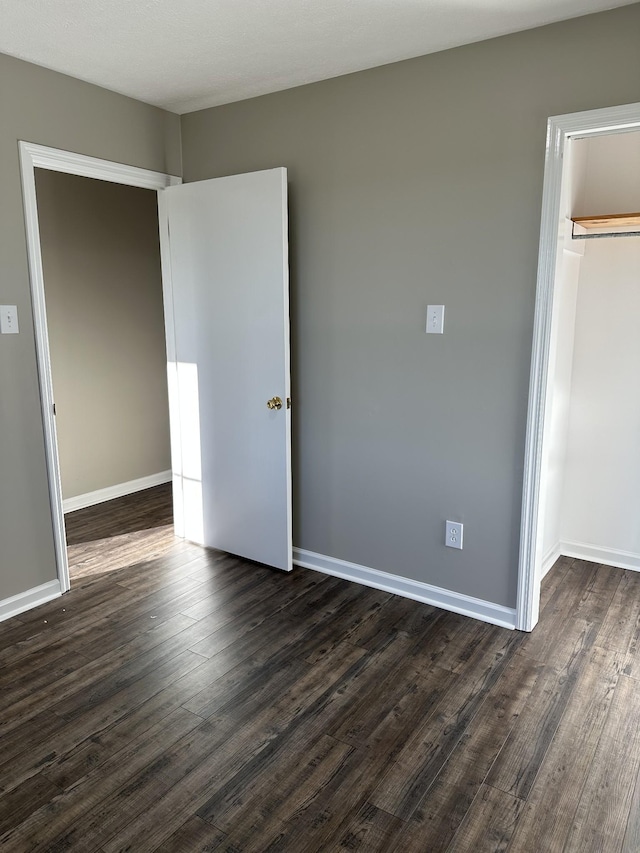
[19,142,181,593]
[516,101,640,632]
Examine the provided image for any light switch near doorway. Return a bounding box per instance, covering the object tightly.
[426,305,445,334]
[0,305,19,334]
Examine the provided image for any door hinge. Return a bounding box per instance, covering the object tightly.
[53,402,56,416]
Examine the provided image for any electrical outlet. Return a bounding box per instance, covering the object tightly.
[445,520,463,549]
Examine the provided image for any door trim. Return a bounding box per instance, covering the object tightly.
[19,142,180,593]
[516,101,640,632]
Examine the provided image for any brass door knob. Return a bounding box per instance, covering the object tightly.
[267,396,283,410]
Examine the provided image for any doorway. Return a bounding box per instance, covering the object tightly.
[517,101,640,632]
[34,167,174,584]
[20,142,181,592]
[20,143,293,599]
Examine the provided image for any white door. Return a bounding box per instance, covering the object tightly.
[158,168,292,571]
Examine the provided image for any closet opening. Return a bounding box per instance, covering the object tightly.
[518,101,640,631]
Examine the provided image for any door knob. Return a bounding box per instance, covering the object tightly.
[267,396,283,410]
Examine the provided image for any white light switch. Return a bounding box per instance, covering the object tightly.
[0,305,19,335]
[426,305,445,334]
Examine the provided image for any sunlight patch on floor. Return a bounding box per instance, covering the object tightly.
[68,524,177,579]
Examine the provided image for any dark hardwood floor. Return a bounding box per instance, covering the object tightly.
[1,485,640,851]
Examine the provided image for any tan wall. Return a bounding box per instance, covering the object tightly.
[181,4,640,608]
[0,53,180,601]
[34,170,171,501]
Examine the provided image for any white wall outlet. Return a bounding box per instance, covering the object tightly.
[426,305,445,334]
[445,520,463,549]
[0,305,19,335]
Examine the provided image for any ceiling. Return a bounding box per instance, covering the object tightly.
[1,0,635,114]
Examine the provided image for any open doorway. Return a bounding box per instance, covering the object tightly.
[20,143,181,595]
[518,101,640,631]
[20,143,293,607]
[34,168,174,585]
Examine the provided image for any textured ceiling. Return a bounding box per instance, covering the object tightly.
[0,0,636,114]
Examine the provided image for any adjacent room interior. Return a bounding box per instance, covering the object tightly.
[34,168,174,582]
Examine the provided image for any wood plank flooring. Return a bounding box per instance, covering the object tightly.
[1,484,640,851]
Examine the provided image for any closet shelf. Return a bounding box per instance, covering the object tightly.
[571,212,640,239]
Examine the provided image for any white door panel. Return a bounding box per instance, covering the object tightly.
[159,168,292,571]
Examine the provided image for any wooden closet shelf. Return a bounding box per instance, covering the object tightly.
[571,212,640,239]
[572,212,640,229]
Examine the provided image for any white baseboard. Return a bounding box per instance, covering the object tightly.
[541,542,563,580]
[0,579,62,623]
[559,540,640,573]
[63,470,172,513]
[293,548,517,630]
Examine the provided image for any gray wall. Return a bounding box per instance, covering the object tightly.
[35,170,171,501]
[0,53,180,600]
[181,4,640,607]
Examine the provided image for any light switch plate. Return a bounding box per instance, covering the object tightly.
[0,305,19,334]
[426,305,445,334]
